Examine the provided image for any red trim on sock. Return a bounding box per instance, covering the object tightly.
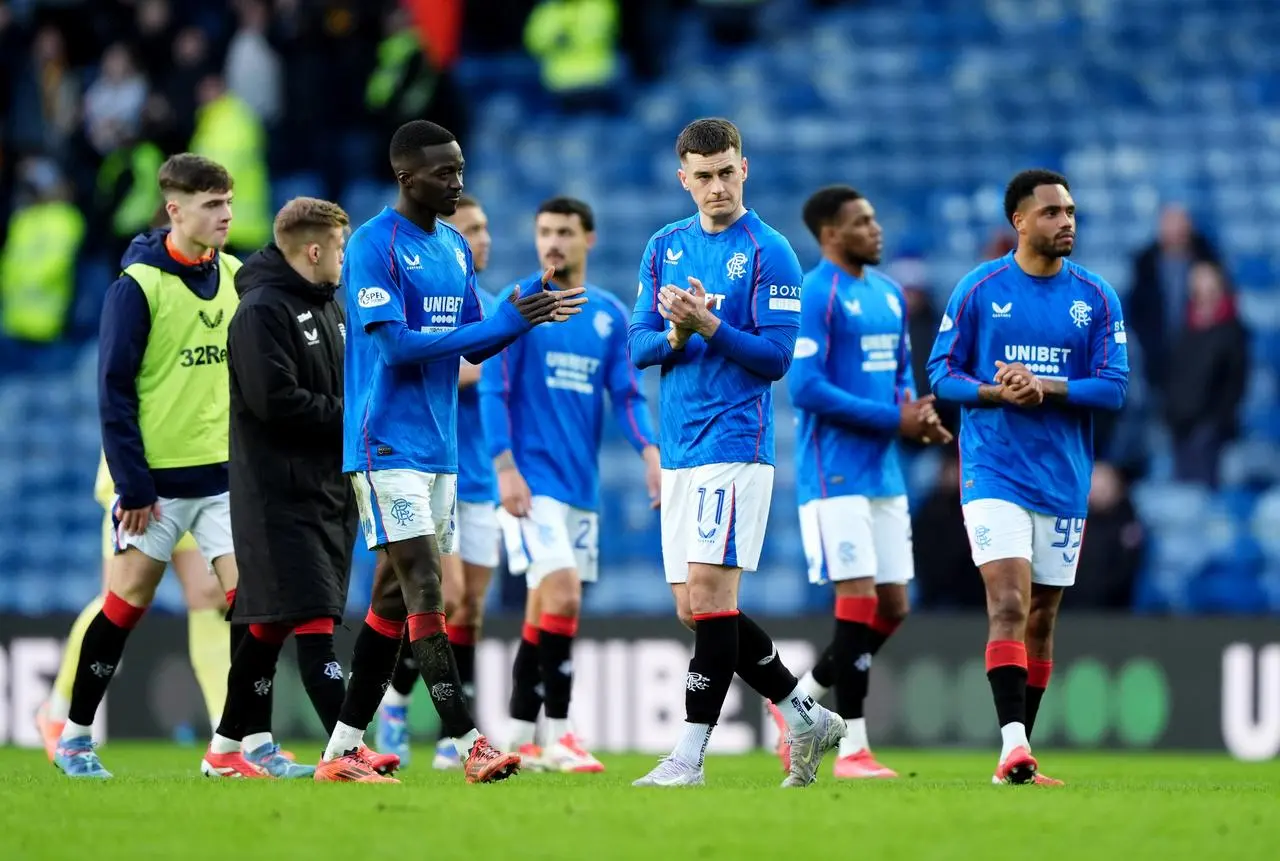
[294,617,335,636]
[103,591,146,629]
[1027,658,1053,689]
[447,624,477,646]
[985,640,1028,671]
[691,609,740,621]
[225,588,237,607]
[868,614,902,638]
[364,608,406,639]
[249,622,290,644]
[407,611,447,641]
[835,595,878,625]
[538,612,579,638]
[521,623,541,645]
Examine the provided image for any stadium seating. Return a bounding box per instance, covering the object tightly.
[4,0,1279,613]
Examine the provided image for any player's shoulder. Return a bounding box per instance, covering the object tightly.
[587,284,632,319]
[644,215,699,250]
[955,253,1015,293]
[865,266,906,299]
[348,208,397,247]
[1063,259,1119,301]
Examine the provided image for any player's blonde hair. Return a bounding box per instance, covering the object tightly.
[273,197,350,252]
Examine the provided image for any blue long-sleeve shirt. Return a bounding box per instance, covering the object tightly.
[342,207,530,475]
[925,252,1130,517]
[479,281,654,511]
[791,260,913,502]
[99,229,231,509]
[628,209,803,469]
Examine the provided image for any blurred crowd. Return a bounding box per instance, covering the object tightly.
[0,0,1267,614]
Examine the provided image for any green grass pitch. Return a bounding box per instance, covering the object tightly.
[4,744,1278,860]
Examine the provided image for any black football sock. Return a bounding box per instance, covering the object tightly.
[67,594,146,727]
[335,615,403,732]
[509,625,544,722]
[1026,659,1053,739]
[809,643,836,690]
[537,613,576,722]
[866,613,903,656]
[985,641,1029,729]
[407,612,476,740]
[217,625,285,743]
[733,611,799,703]
[447,624,478,705]
[832,596,878,721]
[296,632,346,735]
[685,612,740,725]
[389,631,418,698]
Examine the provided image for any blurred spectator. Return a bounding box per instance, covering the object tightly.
[1126,204,1221,402]
[132,0,178,83]
[225,0,283,126]
[1071,463,1143,609]
[93,114,165,262]
[189,75,270,254]
[83,43,148,155]
[911,448,984,609]
[7,26,81,160]
[1164,261,1248,488]
[0,157,85,343]
[163,27,216,147]
[366,6,467,151]
[887,255,940,399]
[525,0,620,113]
[698,0,765,47]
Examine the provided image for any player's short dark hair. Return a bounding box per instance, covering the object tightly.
[536,196,595,232]
[675,118,743,159]
[389,120,456,165]
[1004,169,1070,225]
[455,195,481,211]
[802,185,864,240]
[273,196,350,251]
[157,153,232,197]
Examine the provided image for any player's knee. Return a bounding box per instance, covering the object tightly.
[542,589,581,620]
[988,593,1028,628]
[676,607,696,631]
[1025,607,1056,644]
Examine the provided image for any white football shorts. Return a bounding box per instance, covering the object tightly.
[498,495,599,588]
[798,494,914,586]
[455,500,500,568]
[961,498,1085,587]
[110,492,233,564]
[350,469,457,552]
[660,463,774,584]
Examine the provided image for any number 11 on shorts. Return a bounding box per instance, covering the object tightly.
[696,486,725,540]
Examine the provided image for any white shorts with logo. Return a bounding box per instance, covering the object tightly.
[110,492,233,564]
[798,494,914,586]
[961,498,1085,587]
[455,500,500,568]
[497,496,599,588]
[351,469,457,552]
[660,463,774,584]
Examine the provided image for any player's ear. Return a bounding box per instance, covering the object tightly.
[740,156,748,183]
[585,231,597,252]
[677,167,688,191]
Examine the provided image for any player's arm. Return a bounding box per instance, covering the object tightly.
[697,241,804,381]
[1037,282,1130,410]
[788,275,899,433]
[98,274,156,510]
[605,300,659,452]
[478,331,533,516]
[628,239,708,369]
[227,302,341,436]
[926,276,1006,406]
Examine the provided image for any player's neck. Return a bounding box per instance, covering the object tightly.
[1013,246,1064,279]
[551,269,586,292]
[166,229,212,263]
[824,252,864,280]
[698,204,748,235]
[393,198,438,233]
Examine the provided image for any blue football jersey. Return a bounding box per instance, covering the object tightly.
[926,252,1130,517]
[342,207,485,474]
[791,260,914,503]
[480,280,655,511]
[457,288,498,504]
[628,209,803,469]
